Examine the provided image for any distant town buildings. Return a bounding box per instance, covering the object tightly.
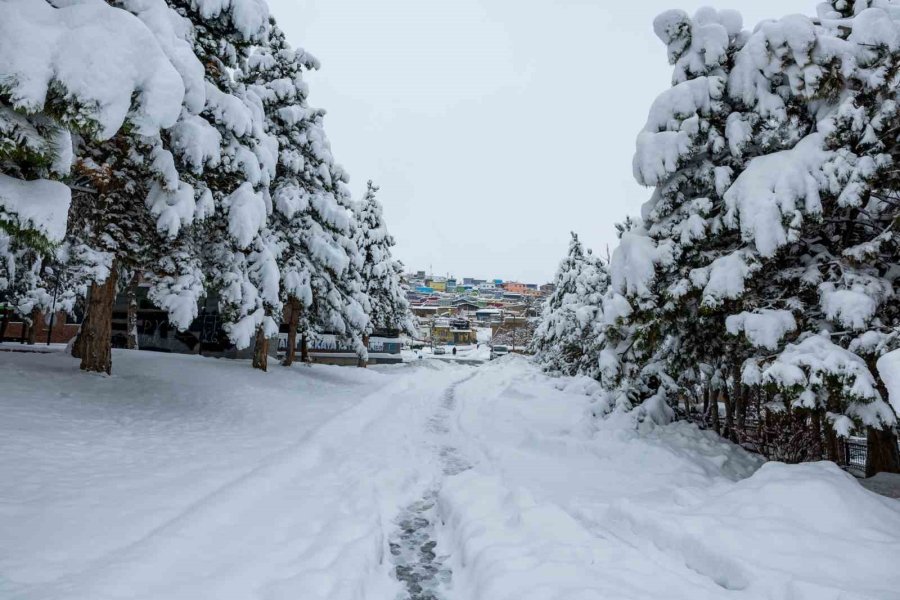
[403,270,551,348]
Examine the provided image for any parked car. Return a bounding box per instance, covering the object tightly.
[490,345,509,360]
[433,346,447,355]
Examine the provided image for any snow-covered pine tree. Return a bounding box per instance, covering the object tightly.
[355,181,414,363]
[65,136,169,372]
[733,2,900,472]
[65,0,235,374]
[1,0,193,371]
[0,103,71,341]
[533,233,596,376]
[703,3,900,471]
[612,7,753,427]
[608,6,844,435]
[573,249,610,378]
[601,3,900,472]
[245,23,369,367]
[165,0,281,371]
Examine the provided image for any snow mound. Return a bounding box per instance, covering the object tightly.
[609,461,900,599]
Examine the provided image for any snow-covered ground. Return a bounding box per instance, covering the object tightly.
[406,344,491,363]
[2,350,899,600]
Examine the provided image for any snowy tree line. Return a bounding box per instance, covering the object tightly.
[533,1,900,475]
[0,0,412,373]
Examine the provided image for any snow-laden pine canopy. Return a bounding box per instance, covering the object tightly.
[534,0,900,448]
[0,0,411,371]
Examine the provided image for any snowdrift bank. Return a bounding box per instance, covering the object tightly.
[437,356,900,600]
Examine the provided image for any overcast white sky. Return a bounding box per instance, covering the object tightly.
[267,0,812,283]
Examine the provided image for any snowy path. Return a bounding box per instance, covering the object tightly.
[1,351,473,599]
[388,374,475,600]
[433,357,900,600]
[2,351,900,600]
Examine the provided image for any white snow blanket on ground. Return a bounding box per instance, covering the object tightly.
[1,351,898,599]
[0,350,463,600]
[438,356,900,600]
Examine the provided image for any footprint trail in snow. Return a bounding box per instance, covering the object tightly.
[389,374,474,600]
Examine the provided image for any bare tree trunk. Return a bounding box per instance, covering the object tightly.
[282,296,300,367]
[723,390,735,442]
[358,334,369,368]
[823,420,840,463]
[252,324,269,371]
[0,310,8,342]
[866,426,900,476]
[26,306,41,345]
[80,268,119,374]
[711,387,721,435]
[736,384,748,431]
[702,385,710,418]
[810,410,824,461]
[300,332,310,363]
[125,272,140,350]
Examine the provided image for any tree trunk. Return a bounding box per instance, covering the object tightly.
[252,324,269,371]
[300,332,310,363]
[711,387,721,435]
[282,296,300,367]
[823,420,840,463]
[702,385,710,418]
[71,323,85,358]
[358,334,369,368]
[736,384,748,430]
[80,268,119,374]
[0,310,8,342]
[20,314,30,343]
[810,410,824,461]
[866,426,900,476]
[125,272,140,350]
[723,390,735,442]
[26,306,41,345]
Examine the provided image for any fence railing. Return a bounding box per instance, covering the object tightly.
[846,438,867,469]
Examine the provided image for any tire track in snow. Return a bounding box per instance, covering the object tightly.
[389,371,475,600]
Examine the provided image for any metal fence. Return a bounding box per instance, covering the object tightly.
[846,439,867,469]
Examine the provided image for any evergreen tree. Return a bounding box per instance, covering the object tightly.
[165,0,281,370]
[595,3,900,472]
[355,181,414,346]
[245,23,369,366]
[532,233,609,377]
[1,0,193,371]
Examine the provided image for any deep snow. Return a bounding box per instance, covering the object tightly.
[1,350,898,600]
